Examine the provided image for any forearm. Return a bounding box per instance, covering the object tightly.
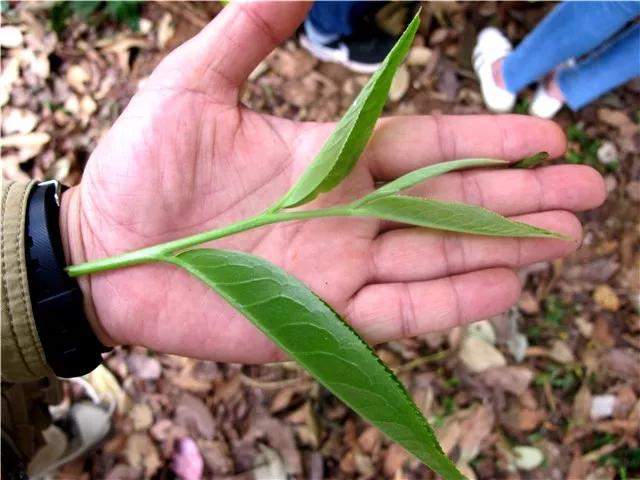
[1,181,52,382]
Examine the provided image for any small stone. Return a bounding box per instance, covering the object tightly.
[593,284,621,311]
[0,26,23,48]
[597,141,618,165]
[459,335,506,373]
[591,394,616,420]
[407,46,432,66]
[513,446,544,471]
[389,64,409,102]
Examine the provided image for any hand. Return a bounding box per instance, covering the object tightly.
[61,2,605,363]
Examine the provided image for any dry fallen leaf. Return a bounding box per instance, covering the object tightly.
[175,393,216,440]
[66,64,91,93]
[407,46,433,66]
[389,64,410,102]
[436,417,462,455]
[467,319,497,344]
[2,108,38,135]
[597,108,632,128]
[383,443,409,477]
[0,131,50,149]
[172,437,204,480]
[459,335,506,372]
[129,403,154,431]
[573,383,592,425]
[591,394,616,420]
[458,404,495,463]
[269,48,317,80]
[593,284,621,311]
[125,433,161,478]
[127,353,162,380]
[548,339,575,364]
[481,366,533,395]
[157,13,176,49]
[0,26,24,48]
[513,445,544,471]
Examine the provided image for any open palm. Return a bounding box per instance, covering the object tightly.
[63,3,605,363]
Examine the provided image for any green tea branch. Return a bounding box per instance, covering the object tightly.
[64,11,569,480]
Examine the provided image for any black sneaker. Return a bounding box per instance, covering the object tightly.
[300,2,418,74]
[300,25,398,74]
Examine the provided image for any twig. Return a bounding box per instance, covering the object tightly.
[158,1,209,29]
[393,349,450,374]
[239,372,312,391]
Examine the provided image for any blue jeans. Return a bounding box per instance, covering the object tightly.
[307,1,380,39]
[503,1,640,110]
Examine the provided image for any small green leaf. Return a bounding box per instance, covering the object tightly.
[357,158,507,205]
[514,151,550,169]
[354,195,568,239]
[169,248,464,480]
[273,12,421,210]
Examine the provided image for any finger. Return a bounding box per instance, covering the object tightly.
[366,114,567,179]
[371,211,581,283]
[376,164,605,232]
[409,164,606,216]
[149,2,311,101]
[347,268,521,344]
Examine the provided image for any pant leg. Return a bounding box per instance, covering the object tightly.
[558,23,640,110]
[503,1,640,93]
[307,1,380,38]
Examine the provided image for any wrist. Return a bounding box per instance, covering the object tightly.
[59,186,116,347]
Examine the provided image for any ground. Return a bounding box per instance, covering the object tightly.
[1,2,639,479]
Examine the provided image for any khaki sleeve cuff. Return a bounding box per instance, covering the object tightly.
[2,180,54,382]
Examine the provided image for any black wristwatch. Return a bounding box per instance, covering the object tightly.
[24,180,110,378]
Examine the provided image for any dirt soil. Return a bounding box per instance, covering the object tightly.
[1,2,638,479]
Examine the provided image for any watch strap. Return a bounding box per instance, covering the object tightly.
[25,181,109,378]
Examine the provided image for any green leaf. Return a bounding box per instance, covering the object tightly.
[273,12,421,210]
[105,1,141,30]
[514,151,550,169]
[169,248,464,480]
[354,195,567,239]
[356,158,507,205]
[70,1,101,19]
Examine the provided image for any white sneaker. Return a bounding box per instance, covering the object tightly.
[473,27,516,113]
[529,84,563,119]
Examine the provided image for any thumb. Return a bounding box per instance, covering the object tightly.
[149,1,311,102]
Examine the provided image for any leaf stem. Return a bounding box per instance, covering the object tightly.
[67,206,351,277]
